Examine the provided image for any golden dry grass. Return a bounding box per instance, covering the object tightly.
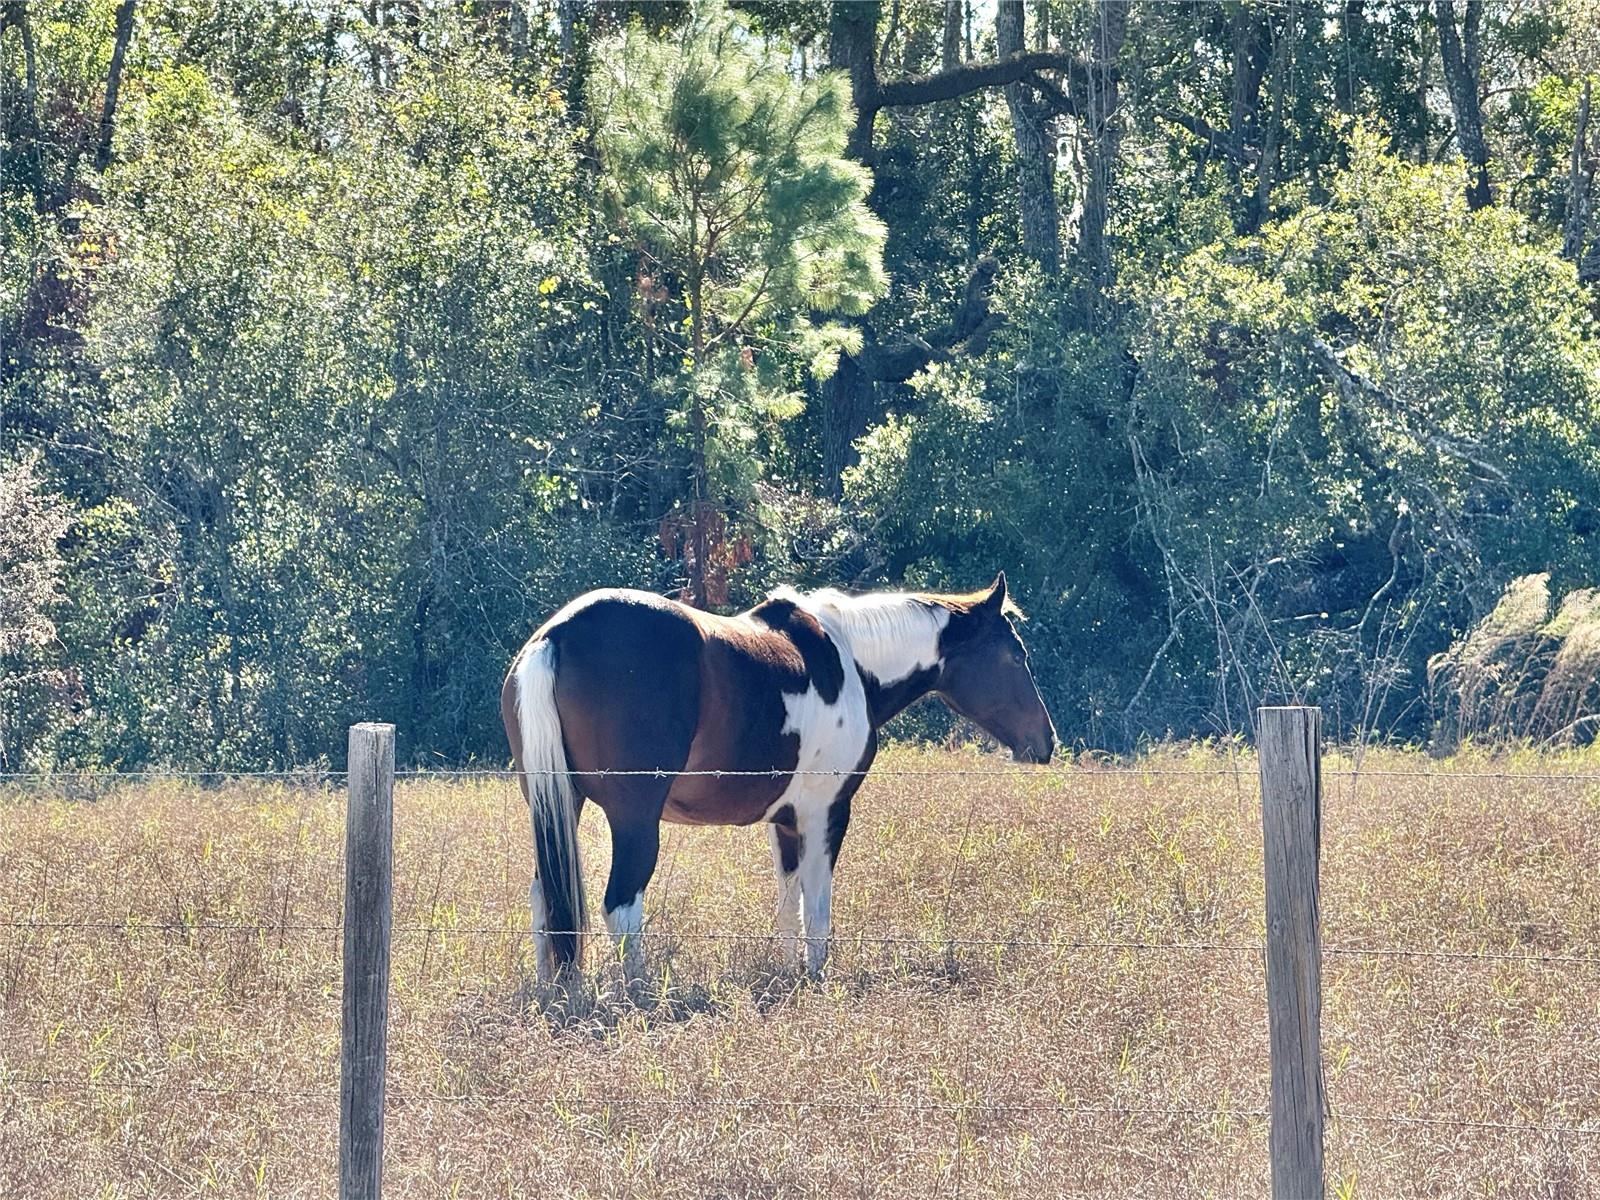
[2,745,1598,1198]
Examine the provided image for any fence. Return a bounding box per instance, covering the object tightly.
[4,707,1599,1199]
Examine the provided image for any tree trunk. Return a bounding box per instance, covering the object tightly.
[1226,3,1270,230]
[941,0,962,71]
[878,0,901,69]
[997,0,1060,273]
[1077,0,1127,293]
[14,2,38,127]
[1250,3,1292,234]
[508,0,528,62]
[964,3,980,262]
[821,354,874,496]
[1561,80,1593,273]
[688,244,709,608]
[1435,0,1492,209]
[93,0,137,173]
[1334,0,1364,117]
[830,1,881,163]
[819,2,884,495]
[816,0,1093,493]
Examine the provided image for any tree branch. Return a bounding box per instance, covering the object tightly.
[93,0,138,173]
[1309,336,1508,486]
[857,255,999,382]
[1155,107,1243,162]
[1021,71,1080,119]
[875,50,1089,111]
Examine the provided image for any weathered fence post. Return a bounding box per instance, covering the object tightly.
[1257,706,1325,1200]
[340,723,395,1200]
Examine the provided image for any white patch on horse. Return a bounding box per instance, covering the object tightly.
[605,891,644,935]
[755,599,875,972]
[797,839,835,973]
[605,890,646,973]
[774,586,948,686]
[760,653,869,827]
[512,637,588,978]
[766,825,802,963]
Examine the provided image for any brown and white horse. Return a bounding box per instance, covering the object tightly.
[501,573,1055,978]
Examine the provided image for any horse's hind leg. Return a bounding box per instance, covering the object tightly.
[602,805,663,975]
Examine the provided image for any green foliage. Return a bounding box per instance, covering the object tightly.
[591,2,885,342]
[22,15,635,766]
[0,453,73,767]
[1130,136,1600,732]
[5,0,1600,766]
[589,0,885,518]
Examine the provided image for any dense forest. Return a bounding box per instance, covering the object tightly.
[3,0,1600,769]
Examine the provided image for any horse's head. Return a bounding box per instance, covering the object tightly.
[936,573,1057,765]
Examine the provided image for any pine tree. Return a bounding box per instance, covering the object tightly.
[589,0,887,606]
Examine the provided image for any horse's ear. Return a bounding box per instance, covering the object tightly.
[980,572,1007,615]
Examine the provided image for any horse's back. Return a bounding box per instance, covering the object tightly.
[535,590,705,784]
[510,587,869,825]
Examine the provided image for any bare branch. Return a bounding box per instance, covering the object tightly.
[875,50,1089,111]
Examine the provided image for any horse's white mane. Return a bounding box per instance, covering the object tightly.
[771,586,949,685]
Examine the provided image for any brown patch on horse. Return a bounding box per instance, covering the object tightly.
[499,671,529,807]
[663,614,807,825]
[769,803,801,873]
[748,595,844,704]
[548,594,704,806]
[825,738,877,868]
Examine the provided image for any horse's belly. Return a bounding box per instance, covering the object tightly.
[664,673,871,827]
[661,781,783,826]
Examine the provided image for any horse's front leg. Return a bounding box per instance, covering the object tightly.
[798,790,853,976]
[767,816,803,965]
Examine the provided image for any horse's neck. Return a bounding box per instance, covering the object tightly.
[860,662,942,727]
[797,589,949,727]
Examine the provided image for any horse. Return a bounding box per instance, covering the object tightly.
[500,572,1055,978]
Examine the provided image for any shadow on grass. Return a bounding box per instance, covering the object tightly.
[485,931,997,1040]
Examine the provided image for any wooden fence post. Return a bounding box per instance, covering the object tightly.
[340,723,395,1200]
[1257,706,1325,1200]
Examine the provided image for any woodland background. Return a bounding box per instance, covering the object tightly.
[4,0,1600,769]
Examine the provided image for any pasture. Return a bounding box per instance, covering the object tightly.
[2,746,1598,1198]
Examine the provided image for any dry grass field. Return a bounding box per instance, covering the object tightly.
[2,746,1598,1198]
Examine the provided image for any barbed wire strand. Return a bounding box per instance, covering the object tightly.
[6,1075,1597,1136]
[3,919,1596,967]
[0,1076,1249,1116]
[0,920,1256,953]
[4,766,1600,783]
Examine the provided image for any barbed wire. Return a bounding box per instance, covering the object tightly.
[6,1074,1596,1137]
[1331,1111,1600,1136]
[3,919,1595,968]
[4,764,1600,784]
[0,920,1259,954]
[0,1075,1252,1117]
[0,769,351,782]
[1321,945,1600,966]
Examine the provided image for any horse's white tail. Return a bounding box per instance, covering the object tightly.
[512,638,588,969]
